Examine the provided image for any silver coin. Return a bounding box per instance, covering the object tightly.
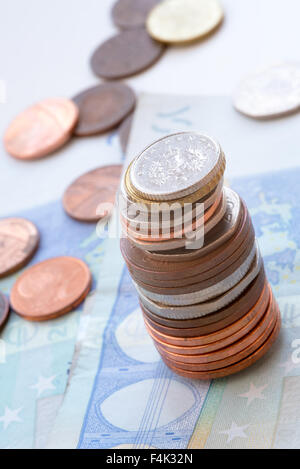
[130,132,223,201]
[234,63,300,119]
[138,246,262,319]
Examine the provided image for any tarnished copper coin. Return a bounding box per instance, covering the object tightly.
[0,218,39,278]
[63,165,122,222]
[73,83,135,136]
[0,293,9,330]
[112,0,162,30]
[10,257,92,321]
[4,98,79,160]
[118,113,134,154]
[90,29,165,79]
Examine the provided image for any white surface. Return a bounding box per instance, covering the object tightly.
[1,0,300,214]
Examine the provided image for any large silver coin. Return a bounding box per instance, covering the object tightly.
[130,132,224,201]
[234,63,300,119]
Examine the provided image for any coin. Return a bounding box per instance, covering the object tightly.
[10,257,92,321]
[0,218,39,278]
[4,98,79,160]
[146,0,223,44]
[63,165,123,222]
[130,132,225,201]
[233,63,300,119]
[0,293,9,330]
[112,0,161,29]
[118,113,134,154]
[90,29,165,80]
[73,83,135,136]
[162,311,281,379]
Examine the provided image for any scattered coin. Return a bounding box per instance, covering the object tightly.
[73,83,135,136]
[4,98,79,160]
[0,218,39,278]
[146,0,223,44]
[118,112,134,154]
[10,257,92,321]
[234,63,300,119]
[63,165,123,222]
[90,29,165,80]
[112,0,161,30]
[0,293,9,330]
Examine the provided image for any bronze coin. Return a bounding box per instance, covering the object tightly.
[73,83,135,136]
[0,218,39,278]
[152,292,277,361]
[112,0,162,30]
[63,165,123,222]
[162,311,281,380]
[4,98,79,160]
[0,293,10,330]
[10,256,92,321]
[118,112,134,154]
[140,268,266,333]
[144,283,270,348]
[90,29,165,80]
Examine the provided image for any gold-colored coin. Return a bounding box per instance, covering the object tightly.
[146,0,224,45]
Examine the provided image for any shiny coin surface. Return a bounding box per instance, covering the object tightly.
[73,83,135,136]
[0,218,39,278]
[90,29,165,80]
[130,132,225,201]
[118,112,134,155]
[10,257,92,321]
[63,165,123,222]
[147,0,223,44]
[234,63,300,119]
[112,0,161,29]
[4,98,79,160]
[0,293,9,330]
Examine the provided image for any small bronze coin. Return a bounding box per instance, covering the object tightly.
[0,293,10,330]
[4,98,79,160]
[0,218,39,278]
[90,29,165,80]
[112,0,162,30]
[73,83,135,136]
[118,113,134,154]
[10,257,92,321]
[63,165,123,222]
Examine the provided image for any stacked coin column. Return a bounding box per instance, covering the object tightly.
[120,132,281,380]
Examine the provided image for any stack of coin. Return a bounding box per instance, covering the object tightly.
[120,132,281,379]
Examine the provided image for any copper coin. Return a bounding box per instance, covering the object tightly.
[144,283,270,348]
[90,29,165,80]
[162,311,281,380]
[112,0,162,30]
[10,257,92,321]
[0,293,10,330]
[140,267,266,333]
[118,112,134,154]
[73,83,135,136]
[4,98,79,160]
[152,292,276,361]
[63,165,123,222]
[0,218,39,278]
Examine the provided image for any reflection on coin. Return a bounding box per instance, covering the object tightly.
[10,257,92,321]
[73,83,135,136]
[63,165,123,222]
[147,0,223,44]
[112,0,161,29]
[0,293,9,330]
[234,63,300,119]
[0,218,39,278]
[4,98,79,160]
[118,112,134,154]
[90,29,165,80]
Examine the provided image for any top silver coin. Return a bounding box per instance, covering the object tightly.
[234,63,300,119]
[130,132,222,201]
